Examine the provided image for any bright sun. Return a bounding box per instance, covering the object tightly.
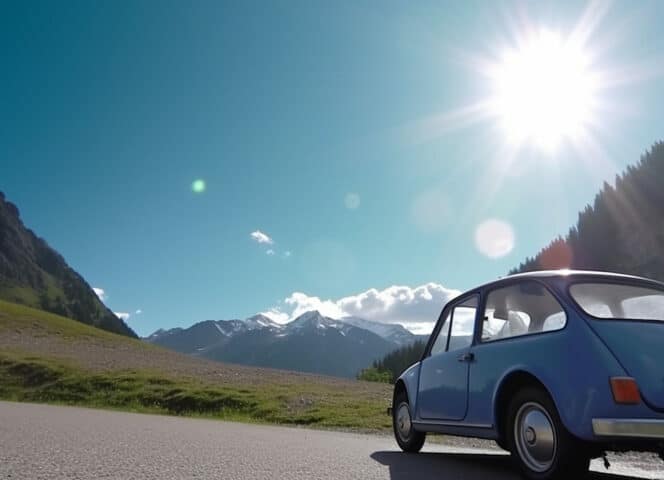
[489,30,598,151]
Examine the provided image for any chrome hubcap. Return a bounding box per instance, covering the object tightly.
[514,402,557,473]
[396,403,412,440]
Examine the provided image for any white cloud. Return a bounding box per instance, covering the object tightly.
[259,308,290,324]
[285,292,346,320]
[261,283,461,333]
[93,287,106,302]
[135,309,142,315]
[283,251,292,258]
[250,230,274,245]
[266,249,275,256]
[114,312,130,321]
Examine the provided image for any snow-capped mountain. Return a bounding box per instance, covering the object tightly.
[285,311,352,334]
[338,316,416,345]
[144,311,419,378]
[145,315,280,353]
[244,314,282,330]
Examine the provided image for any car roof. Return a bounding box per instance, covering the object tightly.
[471,269,664,292]
[506,269,650,280]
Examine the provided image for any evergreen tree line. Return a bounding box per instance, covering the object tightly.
[512,141,664,279]
[357,340,426,383]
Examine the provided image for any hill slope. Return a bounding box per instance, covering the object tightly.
[512,142,664,279]
[0,192,135,337]
[0,299,391,431]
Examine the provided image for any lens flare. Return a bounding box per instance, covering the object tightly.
[344,193,360,210]
[475,219,515,259]
[191,179,206,194]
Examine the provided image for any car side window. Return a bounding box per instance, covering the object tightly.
[430,295,478,355]
[448,296,478,351]
[430,311,451,356]
[482,281,566,342]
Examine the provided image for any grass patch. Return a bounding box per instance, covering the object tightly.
[0,299,146,346]
[0,300,392,432]
[0,286,40,309]
[0,351,392,431]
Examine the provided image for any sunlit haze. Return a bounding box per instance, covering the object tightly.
[2,1,662,336]
[488,29,598,151]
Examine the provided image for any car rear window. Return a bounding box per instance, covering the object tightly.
[570,282,664,321]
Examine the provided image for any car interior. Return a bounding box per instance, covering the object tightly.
[483,282,566,341]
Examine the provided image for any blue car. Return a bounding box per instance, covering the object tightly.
[392,270,664,479]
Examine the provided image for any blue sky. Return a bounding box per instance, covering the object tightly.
[2,1,663,336]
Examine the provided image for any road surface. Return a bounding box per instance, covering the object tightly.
[0,402,662,479]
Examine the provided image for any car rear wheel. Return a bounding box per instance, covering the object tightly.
[393,390,425,453]
[507,387,589,480]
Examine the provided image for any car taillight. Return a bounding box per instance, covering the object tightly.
[610,377,641,405]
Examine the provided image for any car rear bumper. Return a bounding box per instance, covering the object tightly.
[593,418,664,439]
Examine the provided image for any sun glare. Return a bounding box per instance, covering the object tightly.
[489,30,598,151]
[191,179,206,194]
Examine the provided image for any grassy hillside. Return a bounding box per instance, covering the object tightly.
[0,300,392,431]
[0,192,136,337]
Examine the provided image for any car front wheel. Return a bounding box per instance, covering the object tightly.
[393,390,425,453]
[507,387,589,480]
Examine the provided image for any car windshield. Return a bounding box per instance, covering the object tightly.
[569,282,664,321]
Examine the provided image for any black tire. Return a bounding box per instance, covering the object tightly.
[506,387,590,480]
[496,438,509,451]
[392,390,426,453]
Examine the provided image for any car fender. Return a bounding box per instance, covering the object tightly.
[395,362,421,414]
[491,365,556,415]
[489,330,630,441]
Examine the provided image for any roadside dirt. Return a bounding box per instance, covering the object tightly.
[0,326,389,395]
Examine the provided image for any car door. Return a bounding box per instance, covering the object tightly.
[417,294,478,421]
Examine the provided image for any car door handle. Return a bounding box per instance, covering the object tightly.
[457,352,474,363]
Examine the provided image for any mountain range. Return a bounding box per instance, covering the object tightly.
[146,312,423,378]
[0,192,136,337]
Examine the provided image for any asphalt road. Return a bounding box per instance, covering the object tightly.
[1,402,662,479]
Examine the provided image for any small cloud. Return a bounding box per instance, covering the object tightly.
[93,287,106,302]
[135,309,142,315]
[344,192,361,210]
[114,312,130,321]
[266,249,275,256]
[283,251,292,258]
[250,230,274,245]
